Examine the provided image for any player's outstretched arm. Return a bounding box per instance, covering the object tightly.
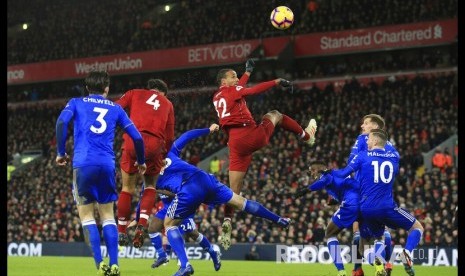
[294,173,332,199]
[171,125,218,156]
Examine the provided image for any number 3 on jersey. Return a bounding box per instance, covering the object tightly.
[213,98,231,118]
[146,94,161,110]
[90,107,108,133]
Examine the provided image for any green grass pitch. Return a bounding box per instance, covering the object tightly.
[8,256,458,276]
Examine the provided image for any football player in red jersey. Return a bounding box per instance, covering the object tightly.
[115,79,175,248]
[212,59,317,249]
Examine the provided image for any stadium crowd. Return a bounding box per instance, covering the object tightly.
[7,0,457,65]
[7,72,457,249]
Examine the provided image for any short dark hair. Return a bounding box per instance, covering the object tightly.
[85,70,110,94]
[310,160,326,167]
[363,114,385,130]
[370,128,388,144]
[216,69,233,86]
[147,79,168,94]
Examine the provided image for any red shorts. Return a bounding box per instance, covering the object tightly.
[227,119,275,172]
[120,133,166,176]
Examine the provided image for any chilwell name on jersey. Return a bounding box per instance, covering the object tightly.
[83,97,115,106]
[367,151,397,158]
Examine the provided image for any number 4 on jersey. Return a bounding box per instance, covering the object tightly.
[146,94,161,110]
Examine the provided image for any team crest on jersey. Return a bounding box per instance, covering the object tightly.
[160,158,172,175]
[236,86,243,91]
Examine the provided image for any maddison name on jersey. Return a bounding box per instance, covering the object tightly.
[367,151,397,157]
[83,97,115,106]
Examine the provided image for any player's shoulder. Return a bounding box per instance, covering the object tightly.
[214,85,240,96]
[357,133,368,140]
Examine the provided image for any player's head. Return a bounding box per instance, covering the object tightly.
[361,114,385,134]
[367,128,388,150]
[308,160,327,180]
[147,79,168,95]
[217,69,238,87]
[85,70,110,96]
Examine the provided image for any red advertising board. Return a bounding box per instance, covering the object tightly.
[294,19,457,56]
[7,40,260,85]
[7,19,456,85]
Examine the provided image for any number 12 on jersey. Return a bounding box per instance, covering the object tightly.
[213,98,230,118]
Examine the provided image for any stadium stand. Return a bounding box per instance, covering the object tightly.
[7,0,457,65]
[7,0,457,251]
[7,72,457,247]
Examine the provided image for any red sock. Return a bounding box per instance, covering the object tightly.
[117,191,132,233]
[281,115,308,140]
[224,205,235,220]
[138,187,156,227]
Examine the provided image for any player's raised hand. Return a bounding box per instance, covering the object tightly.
[209,123,220,133]
[245,59,255,73]
[56,153,70,166]
[134,161,147,175]
[294,186,310,199]
[276,78,292,88]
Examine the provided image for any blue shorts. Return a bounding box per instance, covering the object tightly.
[359,206,416,239]
[166,172,233,219]
[331,203,359,229]
[72,166,118,205]
[155,199,196,235]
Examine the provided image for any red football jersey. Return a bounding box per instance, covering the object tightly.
[212,77,276,128]
[116,89,175,150]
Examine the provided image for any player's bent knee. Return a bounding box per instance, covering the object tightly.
[227,193,245,209]
[148,218,163,233]
[98,202,116,221]
[411,220,424,232]
[264,110,283,125]
[186,231,199,241]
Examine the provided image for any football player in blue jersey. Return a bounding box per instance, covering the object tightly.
[331,129,423,276]
[295,160,360,276]
[55,70,146,276]
[147,123,291,276]
[130,184,221,271]
[348,114,397,276]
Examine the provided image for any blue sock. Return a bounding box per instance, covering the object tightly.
[196,233,213,253]
[82,220,103,268]
[327,237,344,271]
[166,226,189,268]
[374,240,386,263]
[352,232,362,271]
[102,219,118,266]
[149,232,167,259]
[405,228,423,252]
[384,230,392,262]
[242,199,280,223]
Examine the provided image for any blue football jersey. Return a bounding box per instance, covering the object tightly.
[56,94,135,168]
[334,148,399,209]
[310,174,360,206]
[348,133,399,181]
[156,128,210,193]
